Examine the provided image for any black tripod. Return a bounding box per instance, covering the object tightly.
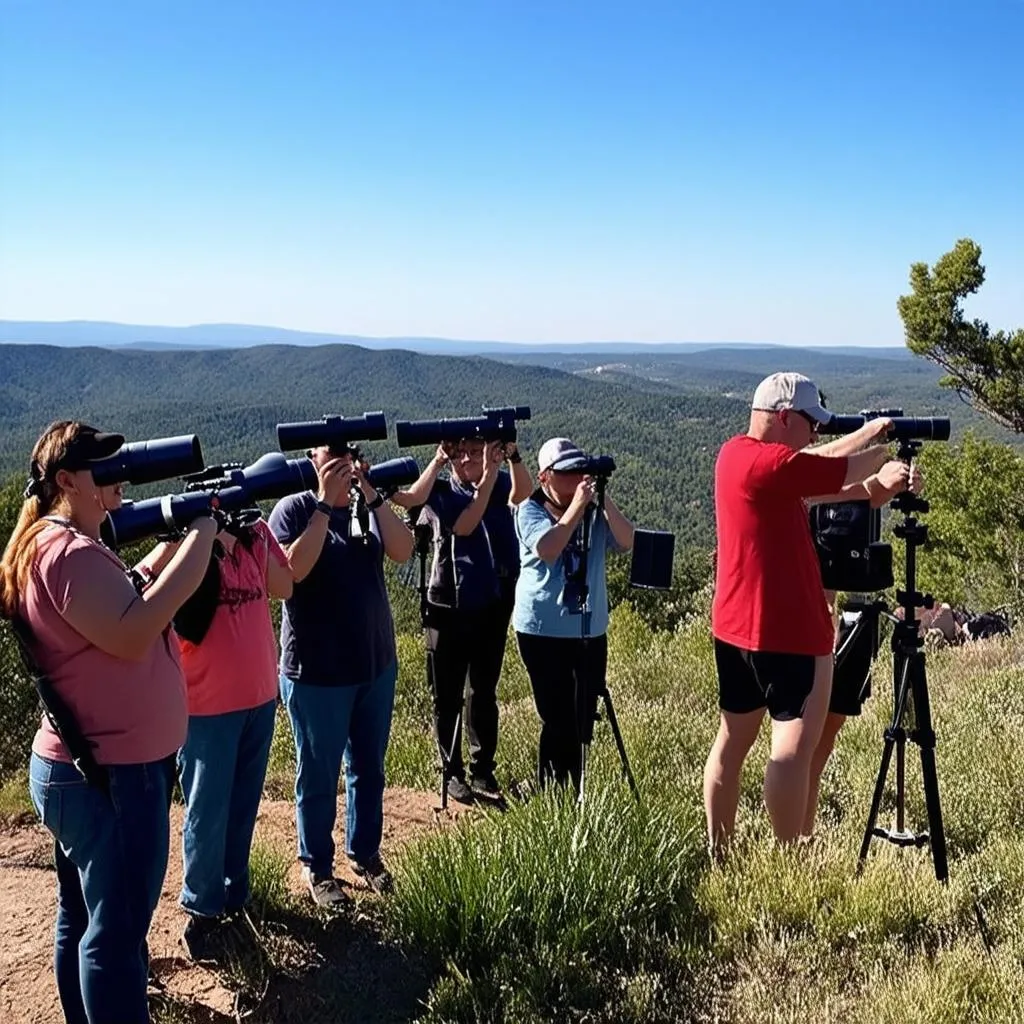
[858,439,949,882]
[573,476,639,805]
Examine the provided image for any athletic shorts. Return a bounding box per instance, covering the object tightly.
[831,612,875,717]
[713,639,816,722]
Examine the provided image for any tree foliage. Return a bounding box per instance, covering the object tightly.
[912,433,1024,612]
[898,238,1024,432]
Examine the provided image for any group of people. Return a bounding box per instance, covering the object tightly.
[0,418,633,1024]
[0,372,929,1022]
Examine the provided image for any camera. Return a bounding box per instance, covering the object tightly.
[102,452,318,547]
[277,413,388,453]
[811,406,950,592]
[395,405,530,448]
[364,457,420,496]
[818,407,951,442]
[91,435,204,487]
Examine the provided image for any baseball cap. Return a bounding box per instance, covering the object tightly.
[751,372,831,425]
[537,437,588,473]
[56,426,125,472]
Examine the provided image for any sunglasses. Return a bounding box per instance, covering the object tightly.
[792,410,820,433]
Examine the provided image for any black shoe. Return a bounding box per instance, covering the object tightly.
[351,853,394,895]
[181,913,227,962]
[470,772,503,800]
[446,775,475,805]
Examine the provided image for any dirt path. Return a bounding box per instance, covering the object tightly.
[0,788,473,1024]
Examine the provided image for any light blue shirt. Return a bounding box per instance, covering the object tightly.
[512,495,618,638]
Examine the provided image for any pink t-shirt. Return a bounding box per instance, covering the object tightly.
[25,525,188,766]
[177,520,288,716]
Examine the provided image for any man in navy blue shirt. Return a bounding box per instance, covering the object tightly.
[270,445,413,908]
[394,438,532,803]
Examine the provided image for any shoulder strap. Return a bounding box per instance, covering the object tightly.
[6,615,110,796]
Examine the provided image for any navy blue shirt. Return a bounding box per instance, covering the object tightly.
[269,492,396,686]
[419,472,519,611]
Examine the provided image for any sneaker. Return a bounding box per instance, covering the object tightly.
[181,913,227,962]
[470,772,503,800]
[446,775,475,805]
[301,866,348,909]
[351,853,394,895]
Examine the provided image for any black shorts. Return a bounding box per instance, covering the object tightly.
[714,639,816,722]
[831,612,876,717]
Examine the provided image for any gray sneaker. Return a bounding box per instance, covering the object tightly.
[351,853,394,895]
[301,866,348,909]
[447,776,475,805]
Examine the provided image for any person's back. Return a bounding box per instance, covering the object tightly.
[712,433,842,657]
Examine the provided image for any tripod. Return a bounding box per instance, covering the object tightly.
[573,476,639,805]
[858,439,949,882]
[411,521,464,811]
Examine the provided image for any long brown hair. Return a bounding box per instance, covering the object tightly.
[0,421,86,617]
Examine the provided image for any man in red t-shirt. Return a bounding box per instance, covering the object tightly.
[705,371,904,850]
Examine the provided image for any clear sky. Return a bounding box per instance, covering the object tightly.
[1,0,1021,346]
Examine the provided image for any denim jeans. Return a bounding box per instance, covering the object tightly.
[28,752,173,1024]
[177,699,276,918]
[279,661,397,875]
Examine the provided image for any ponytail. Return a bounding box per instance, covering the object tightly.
[0,420,82,618]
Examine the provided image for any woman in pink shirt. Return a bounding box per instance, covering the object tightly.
[140,515,292,960]
[0,420,216,1024]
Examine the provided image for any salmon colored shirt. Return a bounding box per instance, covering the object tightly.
[25,524,188,766]
[177,520,288,716]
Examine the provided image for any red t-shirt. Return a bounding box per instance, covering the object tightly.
[712,435,848,656]
[177,520,289,716]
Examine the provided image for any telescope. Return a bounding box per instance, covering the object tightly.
[91,435,204,487]
[364,457,420,496]
[818,407,950,442]
[277,413,388,452]
[102,452,317,547]
[396,405,530,448]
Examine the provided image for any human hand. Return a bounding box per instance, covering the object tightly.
[876,460,911,492]
[352,459,377,500]
[567,476,597,518]
[909,464,924,494]
[433,444,451,469]
[863,417,894,443]
[316,457,349,505]
[481,442,503,478]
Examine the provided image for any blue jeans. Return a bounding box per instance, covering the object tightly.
[279,661,397,875]
[177,699,276,917]
[28,752,173,1024]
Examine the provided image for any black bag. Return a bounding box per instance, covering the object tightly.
[171,548,222,645]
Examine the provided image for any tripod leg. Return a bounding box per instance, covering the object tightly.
[908,652,949,882]
[601,689,640,802]
[859,655,912,868]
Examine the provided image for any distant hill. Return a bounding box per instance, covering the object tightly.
[0,340,1010,549]
[0,319,910,359]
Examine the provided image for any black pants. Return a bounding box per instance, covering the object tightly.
[425,596,513,780]
[515,632,607,791]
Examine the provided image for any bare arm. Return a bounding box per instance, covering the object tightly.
[812,418,893,458]
[504,443,533,505]
[842,446,891,488]
[603,494,635,551]
[535,481,594,564]
[62,518,218,661]
[372,500,415,562]
[392,446,448,509]
[452,444,502,537]
[264,534,294,599]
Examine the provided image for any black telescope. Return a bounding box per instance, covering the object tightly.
[102,452,317,547]
[90,435,204,487]
[819,411,951,442]
[365,457,420,496]
[395,405,530,448]
[277,413,388,452]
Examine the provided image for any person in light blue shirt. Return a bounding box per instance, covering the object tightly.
[513,437,635,789]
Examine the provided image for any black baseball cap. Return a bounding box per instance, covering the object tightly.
[56,427,125,472]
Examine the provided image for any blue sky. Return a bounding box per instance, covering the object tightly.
[1,0,1021,346]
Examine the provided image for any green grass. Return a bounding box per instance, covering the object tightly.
[378,611,1024,1023]
[0,769,33,823]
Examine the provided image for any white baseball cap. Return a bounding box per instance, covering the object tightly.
[537,437,588,473]
[751,372,831,425]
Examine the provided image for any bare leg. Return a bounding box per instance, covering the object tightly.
[703,708,765,858]
[802,711,846,836]
[764,655,833,843]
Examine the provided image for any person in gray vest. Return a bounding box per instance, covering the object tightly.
[394,438,532,803]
